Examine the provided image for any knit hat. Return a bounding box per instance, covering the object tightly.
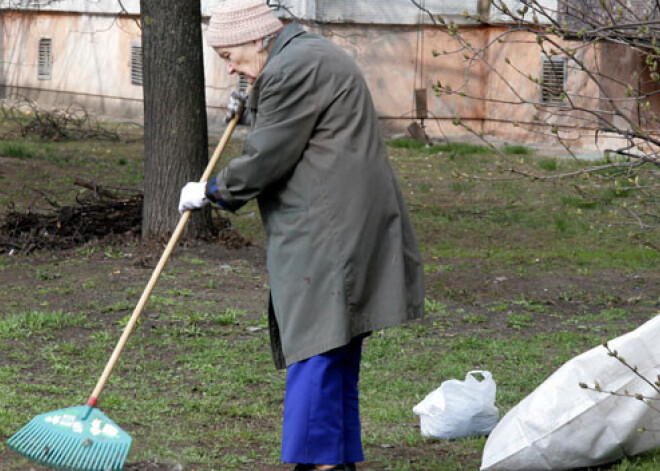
[206,0,283,48]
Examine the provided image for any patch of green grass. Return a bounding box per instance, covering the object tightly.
[100,300,134,313]
[462,313,487,324]
[386,137,427,149]
[506,311,534,330]
[537,157,558,170]
[90,329,113,343]
[512,296,549,313]
[488,302,509,312]
[424,297,445,314]
[568,247,660,270]
[0,310,86,339]
[424,263,453,274]
[0,141,42,159]
[36,286,73,296]
[181,257,206,265]
[553,215,571,234]
[164,288,193,297]
[436,142,495,156]
[203,279,219,289]
[386,137,495,156]
[213,308,244,325]
[147,296,177,308]
[502,144,534,155]
[36,267,62,280]
[598,308,628,321]
[0,139,72,164]
[104,247,125,259]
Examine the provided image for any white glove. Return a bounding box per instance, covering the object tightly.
[224,90,248,124]
[178,182,209,214]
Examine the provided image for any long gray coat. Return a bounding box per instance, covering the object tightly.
[208,23,424,368]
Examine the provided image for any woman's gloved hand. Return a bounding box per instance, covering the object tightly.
[224,89,249,124]
[178,182,209,214]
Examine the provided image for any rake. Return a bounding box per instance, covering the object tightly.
[6,107,245,471]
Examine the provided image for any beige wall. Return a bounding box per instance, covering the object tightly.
[1,11,143,118]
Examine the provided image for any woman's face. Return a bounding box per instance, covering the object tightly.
[215,41,265,84]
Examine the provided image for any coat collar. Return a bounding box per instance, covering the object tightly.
[247,23,305,110]
[268,23,306,62]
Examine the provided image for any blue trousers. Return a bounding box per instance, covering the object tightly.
[281,336,365,465]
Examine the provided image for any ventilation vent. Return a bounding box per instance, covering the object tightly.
[131,44,143,86]
[238,75,249,93]
[38,38,52,80]
[541,57,567,105]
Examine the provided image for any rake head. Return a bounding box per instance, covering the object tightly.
[7,405,132,471]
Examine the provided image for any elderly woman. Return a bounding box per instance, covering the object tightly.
[178,1,424,470]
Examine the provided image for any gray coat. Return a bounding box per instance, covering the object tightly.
[209,23,424,369]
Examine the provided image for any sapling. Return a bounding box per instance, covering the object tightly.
[579,339,660,431]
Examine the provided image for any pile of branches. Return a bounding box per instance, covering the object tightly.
[0,181,142,254]
[0,180,251,254]
[1,98,122,141]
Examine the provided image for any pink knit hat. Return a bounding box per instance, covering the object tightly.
[206,0,283,48]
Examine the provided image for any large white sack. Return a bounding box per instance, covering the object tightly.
[481,314,660,471]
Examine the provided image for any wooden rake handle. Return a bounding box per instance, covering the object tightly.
[87,103,246,408]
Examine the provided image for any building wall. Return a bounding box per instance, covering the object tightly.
[0,10,143,119]
[2,6,655,150]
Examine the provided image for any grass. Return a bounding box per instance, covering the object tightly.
[2,130,660,470]
[502,144,534,155]
[0,139,78,165]
[537,156,558,170]
[0,141,42,159]
[387,137,534,157]
[0,310,86,340]
[387,137,497,156]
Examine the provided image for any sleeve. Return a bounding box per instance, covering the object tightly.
[205,176,228,209]
[206,67,320,212]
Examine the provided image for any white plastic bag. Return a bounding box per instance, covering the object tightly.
[413,370,499,439]
[481,314,660,470]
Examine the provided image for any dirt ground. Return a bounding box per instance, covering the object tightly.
[3,237,659,471]
[2,142,660,470]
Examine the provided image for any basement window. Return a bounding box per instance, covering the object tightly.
[541,56,567,105]
[38,38,52,80]
[130,43,143,86]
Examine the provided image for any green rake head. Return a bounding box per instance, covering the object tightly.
[7,405,132,471]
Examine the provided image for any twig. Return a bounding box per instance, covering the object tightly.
[73,178,142,201]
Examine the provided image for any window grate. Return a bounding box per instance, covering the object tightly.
[541,57,567,105]
[238,75,249,93]
[131,44,143,86]
[38,38,52,80]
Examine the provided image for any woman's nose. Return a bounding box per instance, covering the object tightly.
[226,63,236,75]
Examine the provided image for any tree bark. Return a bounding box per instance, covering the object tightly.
[140,0,213,238]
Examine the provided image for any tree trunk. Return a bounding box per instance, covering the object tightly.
[140,0,212,238]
